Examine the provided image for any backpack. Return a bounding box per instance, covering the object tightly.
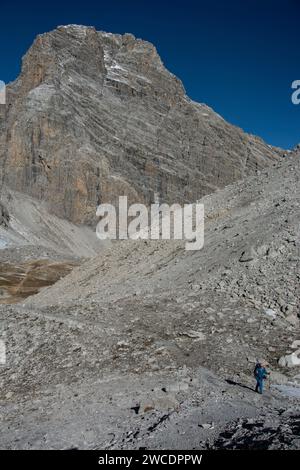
[253,363,260,378]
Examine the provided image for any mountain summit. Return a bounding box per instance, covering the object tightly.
[0,25,281,223]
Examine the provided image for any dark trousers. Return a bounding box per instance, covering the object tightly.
[255,379,263,394]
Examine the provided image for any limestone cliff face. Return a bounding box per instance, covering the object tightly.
[0,25,281,224]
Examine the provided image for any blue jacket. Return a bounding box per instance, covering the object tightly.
[255,366,267,381]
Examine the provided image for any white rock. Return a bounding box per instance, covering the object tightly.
[278,349,300,368]
[182,330,206,341]
[199,422,214,429]
[264,308,277,319]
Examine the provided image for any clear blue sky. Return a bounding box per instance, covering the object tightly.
[0,0,299,149]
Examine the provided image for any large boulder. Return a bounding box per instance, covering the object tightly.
[278,350,300,368]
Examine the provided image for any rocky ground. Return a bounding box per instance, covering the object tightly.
[0,153,299,449]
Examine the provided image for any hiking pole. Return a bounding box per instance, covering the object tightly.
[267,372,271,391]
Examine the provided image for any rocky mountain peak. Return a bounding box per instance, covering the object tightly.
[0,26,281,224]
[17,25,182,99]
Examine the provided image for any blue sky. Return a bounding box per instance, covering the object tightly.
[0,0,299,149]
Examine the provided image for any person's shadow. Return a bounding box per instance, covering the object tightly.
[226,379,255,392]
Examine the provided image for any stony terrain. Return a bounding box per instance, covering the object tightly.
[0,153,299,449]
[0,24,299,450]
[0,25,282,224]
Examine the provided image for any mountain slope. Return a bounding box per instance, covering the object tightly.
[1,154,298,449]
[27,154,299,322]
[0,25,281,224]
[0,187,102,259]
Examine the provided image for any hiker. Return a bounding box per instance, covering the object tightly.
[254,361,268,394]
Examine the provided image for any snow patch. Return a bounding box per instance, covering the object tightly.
[110,64,127,72]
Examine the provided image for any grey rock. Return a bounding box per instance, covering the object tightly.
[0,26,299,452]
[0,25,281,224]
[239,247,257,263]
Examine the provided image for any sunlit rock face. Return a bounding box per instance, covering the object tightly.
[0,25,281,224]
